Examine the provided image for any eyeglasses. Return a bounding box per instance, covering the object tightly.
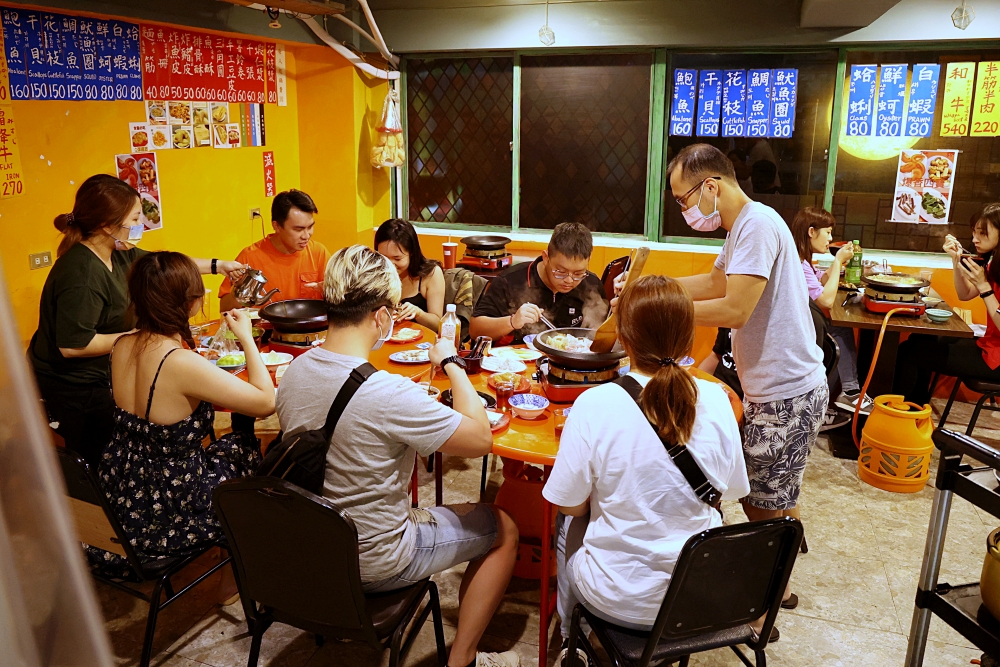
[551,268,588,282]
[674,176,722,208]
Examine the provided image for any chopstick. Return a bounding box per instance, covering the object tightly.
[539,313,556,330]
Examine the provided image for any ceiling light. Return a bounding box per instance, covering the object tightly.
[267,6,282,29]
[952,0,975,30]
[538,0,555,46]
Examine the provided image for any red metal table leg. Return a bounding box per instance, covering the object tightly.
[435,451,443,506]
[540,495,554,667]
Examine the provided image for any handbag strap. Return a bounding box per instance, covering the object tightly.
[612,375,722,507]
[322,362,378,440]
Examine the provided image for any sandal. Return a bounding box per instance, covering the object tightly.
[781,593,798,610]
[769,626,779,643]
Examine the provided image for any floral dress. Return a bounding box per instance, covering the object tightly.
[86,347,260,580]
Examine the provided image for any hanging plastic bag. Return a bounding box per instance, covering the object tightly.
[370,88,405,169]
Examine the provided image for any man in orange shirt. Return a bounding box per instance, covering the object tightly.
[219,189,331,310]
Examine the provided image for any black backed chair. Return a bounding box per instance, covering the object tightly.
[822,332,842,407]
[600,255,630,302]
[938,377,1000,434]
[56,448,231,667]
[212,477,447,667]
[565,517,803,667]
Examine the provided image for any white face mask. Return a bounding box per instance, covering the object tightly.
[681,181,723,232]
[113,224,144,250]
[370,307,392,351]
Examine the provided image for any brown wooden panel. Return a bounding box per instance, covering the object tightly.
[66,497,127,558]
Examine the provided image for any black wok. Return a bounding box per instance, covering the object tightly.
[533,327,627,371]
[259,299,328,333]
[461,235,510,251]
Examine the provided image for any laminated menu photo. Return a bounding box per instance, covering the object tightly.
[226,123,241,148]
[212,124,230,149]
[129,123,150,152]
[149,125,172,150]
[168,101,192,125]
[193,124,212,147]
[146,101,167,125]
[211,102,229,124]
[192,102,210,125]
[172,125,193,149]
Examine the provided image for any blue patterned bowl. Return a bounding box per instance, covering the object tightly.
[508,393,550,420]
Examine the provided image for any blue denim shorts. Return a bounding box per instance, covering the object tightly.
[362,503,499,593]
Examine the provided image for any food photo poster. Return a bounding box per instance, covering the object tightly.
[892,148,958,224]
[114,152,163,231]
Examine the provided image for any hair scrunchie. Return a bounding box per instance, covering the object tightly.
[65,212,75,225]
[658,357,676,368]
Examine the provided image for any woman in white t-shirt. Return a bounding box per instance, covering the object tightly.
[542,275,750,661]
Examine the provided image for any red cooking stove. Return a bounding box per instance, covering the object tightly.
[458,247,513,271]
[862,287,925,316]
[537,358,622,403]
[268,330,325,357]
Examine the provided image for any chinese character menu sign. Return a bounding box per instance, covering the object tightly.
[941,62,974,137]
[671,67,797,138]
[971,61,1000,137]
[0,24,24,198]
[1,7,141,100]
[140,25,265,103]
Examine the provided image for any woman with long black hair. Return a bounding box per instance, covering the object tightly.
[374,218,445,331]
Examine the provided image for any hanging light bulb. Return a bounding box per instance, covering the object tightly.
[538,0,555,46]
[952,0,975,30]
[266,6,282,29]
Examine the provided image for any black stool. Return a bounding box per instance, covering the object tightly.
[938,377,1000,435]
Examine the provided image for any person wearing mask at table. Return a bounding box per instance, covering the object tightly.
[895,204,1000,402]
[470,222,608,344]
[544,275,752,663]
[276,246,520,667]
[218,189,331,311]
[88,251,274,580]
[29,175,245,467]
[375,218,445,331]
[617,144,825,608]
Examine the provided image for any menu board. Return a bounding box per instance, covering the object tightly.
[746,69,771,138]
[695,70,721,137]
[770,69,797,138]
[875,64,906,137]
[0,7,141,101]
[971,61,1000,137]
[0,27,23,198]
[891,149,958,224]
[846,64,878,136]
[114,152,162,230]
[905,64,940,137]
[720,69,746,138]
[940,62,975,137]
[669,68,696,136]
[139,25,265,103]
[265,43,276,105]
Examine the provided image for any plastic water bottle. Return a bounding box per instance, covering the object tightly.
[845,240,863,285]
[439,304,461,350]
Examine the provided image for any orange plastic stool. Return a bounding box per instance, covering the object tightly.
[858,394,934,494]
[494,462,557,579]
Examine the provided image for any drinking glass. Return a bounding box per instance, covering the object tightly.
[553,407,571,437]
[495,380,515,413]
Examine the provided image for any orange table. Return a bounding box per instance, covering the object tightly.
[369,323,743,667]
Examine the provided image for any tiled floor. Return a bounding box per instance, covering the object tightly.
[96,399,1000,667]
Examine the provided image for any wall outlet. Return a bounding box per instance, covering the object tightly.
[249,207,261,220]
[29,251,52,270]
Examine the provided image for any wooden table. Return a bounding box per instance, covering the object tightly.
[368,323,743,667]
[829,289,974,397]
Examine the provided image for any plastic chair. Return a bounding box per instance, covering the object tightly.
[212,477,447,667]
[938,377,1000,435]
[565,517,803,667]
[56,448,232,667]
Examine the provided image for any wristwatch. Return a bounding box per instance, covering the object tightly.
[982,289,995,300]
[440,355,467,372]
[211,258,218,275]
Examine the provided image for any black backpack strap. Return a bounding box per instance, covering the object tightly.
[322,362,378,440]
[611,376,722,507]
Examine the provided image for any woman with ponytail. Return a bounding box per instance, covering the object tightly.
[543,275,749,661]
[30,175,245,466]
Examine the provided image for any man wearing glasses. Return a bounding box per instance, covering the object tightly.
[470,222,607,344]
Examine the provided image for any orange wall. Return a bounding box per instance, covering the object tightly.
[0,37,390,346]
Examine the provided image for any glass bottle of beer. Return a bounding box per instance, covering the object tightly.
[845,240,863,285]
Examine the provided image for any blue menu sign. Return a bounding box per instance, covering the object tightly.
[876,64,907,137]
[696,69,722,137]
[905,63,940,137]
[746,69,771,138]
[670,68,696,136]
[770,68,797,138]
[1,7,140,100]
[847,64,878,136]
[721,69,747,137]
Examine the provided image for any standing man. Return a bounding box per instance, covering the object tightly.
[219,189,331,310]
[655,143,826,532]
[470,222,608,344]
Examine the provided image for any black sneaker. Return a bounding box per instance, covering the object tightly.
[818,406,851,432]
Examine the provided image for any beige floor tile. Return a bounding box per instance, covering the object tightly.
[883,558,982,649]
[784,550,901,633]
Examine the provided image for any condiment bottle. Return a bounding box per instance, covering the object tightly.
[439,304,461,350]
[845,240,863,285]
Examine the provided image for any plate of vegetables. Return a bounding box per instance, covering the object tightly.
[920,188,947,222]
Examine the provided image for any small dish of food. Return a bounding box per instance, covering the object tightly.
[416,382,441,400]
[489,346,543,362]
[925,308,953,324]
[389,349,430,364]
[487,371,531,394]
[921,296,943,308]
[440,389,496,410]
[389,328,422,343]
[216,352,246,372]
[508,393,550,420]
[480,356,527,374]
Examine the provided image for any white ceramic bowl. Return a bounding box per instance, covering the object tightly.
[508,393,550,420]
[925,308,953,323]
[261,351,294,370]
[416,382,442,399]
[921,296,942,308]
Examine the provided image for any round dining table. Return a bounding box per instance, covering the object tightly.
[367,322,743,667]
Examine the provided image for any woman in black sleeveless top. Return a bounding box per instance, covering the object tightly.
[86,252,274,579]
[375,219,445,331]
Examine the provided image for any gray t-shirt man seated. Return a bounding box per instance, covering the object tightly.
[276,245,520,667]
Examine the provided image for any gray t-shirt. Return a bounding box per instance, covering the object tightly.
[713,201,825,403]
[275,347,463,581]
